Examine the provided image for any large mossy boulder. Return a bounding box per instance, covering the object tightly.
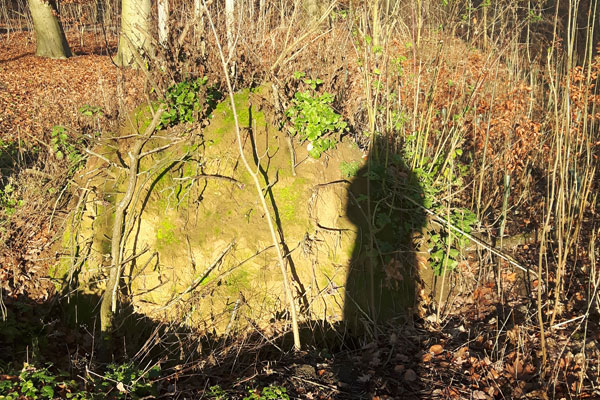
[59,89,417,335]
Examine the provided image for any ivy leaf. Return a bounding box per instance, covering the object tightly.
[41,385,54,398]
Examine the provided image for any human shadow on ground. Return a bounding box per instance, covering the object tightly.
[343,134,426,333]
[334,134,427,397]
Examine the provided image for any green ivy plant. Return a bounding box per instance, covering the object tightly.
[285,72,347,159]
[89,362,160,400]
[78,104,103,117]
[244,385,289,400]
[0,364,87,400]
[50,125,82,164]
[159,77,221,129]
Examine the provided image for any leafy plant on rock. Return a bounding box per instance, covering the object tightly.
[159,76,221,128]
[285,72,347,159]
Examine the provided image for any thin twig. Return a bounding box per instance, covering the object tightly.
[404,196,537,277]
[157,240,235,311]
[203,1,301,351]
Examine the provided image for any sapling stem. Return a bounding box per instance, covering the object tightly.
[203,1,301,351]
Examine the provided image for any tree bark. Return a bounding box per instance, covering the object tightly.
[157,0,169,47]
[116,0,152,67]
[225,0,234,59]
[28,0,72,59]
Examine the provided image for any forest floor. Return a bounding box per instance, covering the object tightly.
[0,31,143,302]
[0,31,599,400]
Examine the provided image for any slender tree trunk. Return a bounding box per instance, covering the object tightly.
[194,0,201,18]
[116,0,152,67]
[225,0,234,59]
[158,0,169,46]
[100,107,164,356]
[28,0,71,58]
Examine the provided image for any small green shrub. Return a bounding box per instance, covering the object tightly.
[408,146,478,275]
[0,182,21,216]
[427,208,477,275]
[243,385,289,400]
[160,77,221,128]
[50,125,83,163]
[0,364,87,400]
[285,73,347,159]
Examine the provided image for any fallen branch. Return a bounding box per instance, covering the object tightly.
[100,104,166,350]
[403,196,537,277]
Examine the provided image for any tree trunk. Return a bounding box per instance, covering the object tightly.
[116,0,152,67]
[225,0,234,59]
[157,0,169,47]
[28,0,72,59]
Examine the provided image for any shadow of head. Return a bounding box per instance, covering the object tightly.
[342,134,426,334]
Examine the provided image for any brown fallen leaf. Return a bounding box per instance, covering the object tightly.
[455,346,469,359]
[403,369,417,382]
[472,390,490,399]
[394,364,405,374]
[429,344,444,355]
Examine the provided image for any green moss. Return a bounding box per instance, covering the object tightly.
[156,218,178,249]
[225,269,251,295]
[122,103,160,137]
[208,88,268,147]
[273,178,307,223]
[48,259,70,289]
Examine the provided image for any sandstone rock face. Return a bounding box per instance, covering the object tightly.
[63,90,373,334]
